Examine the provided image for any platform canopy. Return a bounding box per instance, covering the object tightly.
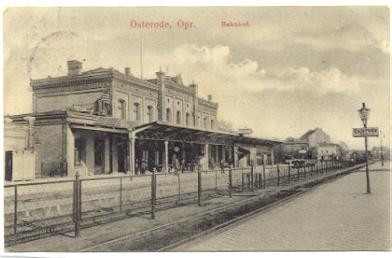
[131,121,282,146]
[235,135,283,146]
[131,121,237,145]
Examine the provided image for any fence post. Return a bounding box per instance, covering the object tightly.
[178,173,181,202]
[304,165,307,179]
[262,163,266,189]
[297,167,300,181]
[73,173,81,237]
[198,166,202,207]
[320,161,322,174]
[215,168,218,193]
[119,177,123,212]
[277,165,280,186]
[151,171,156,219]
[241,170,245,192]
[250,164,254,192]
[13,186,18,235]
[229,167,232,198]
[288,164,291,183]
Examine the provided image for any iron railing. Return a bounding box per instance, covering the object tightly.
[4,159,365,245]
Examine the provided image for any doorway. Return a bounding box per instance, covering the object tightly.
[117,143,127,172]
[94,138,105,174]
[5,151,12,181]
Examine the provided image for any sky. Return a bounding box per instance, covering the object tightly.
[3,7,390,149]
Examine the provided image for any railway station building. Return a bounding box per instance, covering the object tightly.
[5,60,281,180]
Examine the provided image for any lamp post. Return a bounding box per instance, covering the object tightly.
[380,130,384,167]
[358,103,371,194]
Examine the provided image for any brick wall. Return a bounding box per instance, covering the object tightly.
[35,90,107,113]
[34,123,65,178]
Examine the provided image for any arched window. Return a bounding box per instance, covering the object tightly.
[197,116,201,127]
[203,117,208,128]
[185,113,191,126]
[210,119,214,130]
[133,103,141,121]
[147,105,154,123]
[176,111,181,124]
[166,108,171,122]
[119,99,126,119]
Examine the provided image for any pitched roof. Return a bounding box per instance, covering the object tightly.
[300,128,317,140]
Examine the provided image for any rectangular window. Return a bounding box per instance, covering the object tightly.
[134,103,141,121]
[147,105,154,122]
[119,100,126,119]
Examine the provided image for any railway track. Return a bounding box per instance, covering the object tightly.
[81,165,364,251]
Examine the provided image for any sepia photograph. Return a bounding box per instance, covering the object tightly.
[2,5,391,252]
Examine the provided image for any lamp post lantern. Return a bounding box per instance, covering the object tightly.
[357,103,371,194]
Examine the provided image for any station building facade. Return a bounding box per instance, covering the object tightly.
[6,60,281,180]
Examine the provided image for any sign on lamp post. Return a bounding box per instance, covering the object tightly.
[352,127,379,137]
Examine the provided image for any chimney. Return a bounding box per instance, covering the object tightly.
[124,67,131,75]
[67,60,82,76]
[189,82,198,90]
[208,95,212,101]
[156,70,166,79]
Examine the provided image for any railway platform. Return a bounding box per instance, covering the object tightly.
[6,162,372,252]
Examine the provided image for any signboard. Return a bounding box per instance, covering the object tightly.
[352,127,379,137]
[238,128,253,135]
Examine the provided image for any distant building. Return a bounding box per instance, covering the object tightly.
[281,128,345,161]
[372,146,390,160]
[316,143,340,160]
[281,137,309,159]
[300,128,330,148]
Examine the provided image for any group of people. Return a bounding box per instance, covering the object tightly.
[142,157,231,175]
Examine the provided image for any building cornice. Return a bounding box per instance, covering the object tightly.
[165,80,194,95]
[31,71,113,90]
[198,97,218,109]
[112,70,159,91]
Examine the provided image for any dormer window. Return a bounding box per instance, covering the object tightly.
[95,94,112,116]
